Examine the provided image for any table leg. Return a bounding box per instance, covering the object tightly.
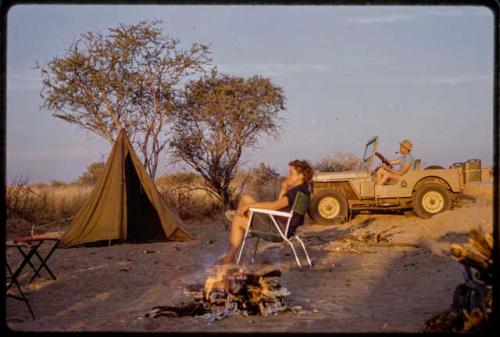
[27,240,59,284]
[5,263,35,320]
[6,246,38,292]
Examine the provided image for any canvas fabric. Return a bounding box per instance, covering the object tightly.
[59,130,193,248]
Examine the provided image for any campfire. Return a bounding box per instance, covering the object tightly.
[143,267,292,324]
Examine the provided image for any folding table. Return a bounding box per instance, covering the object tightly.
[12,232,62,284]
[5,232,62,320]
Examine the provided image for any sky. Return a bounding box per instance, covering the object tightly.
[5,4,495,183]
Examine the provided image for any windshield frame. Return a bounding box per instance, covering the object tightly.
[362,136,379,172]
[363,136,378,161]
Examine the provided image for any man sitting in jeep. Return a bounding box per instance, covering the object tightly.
[375,139,415,185]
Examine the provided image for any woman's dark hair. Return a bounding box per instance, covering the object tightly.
[288,159,314,182]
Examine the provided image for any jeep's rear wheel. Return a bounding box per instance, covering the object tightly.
[310,189,349,225]
[412,183,451,219]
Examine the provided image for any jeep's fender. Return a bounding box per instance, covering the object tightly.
[413,176,451,191]
[410,169,463,193]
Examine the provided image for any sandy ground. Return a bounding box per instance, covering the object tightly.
[6,182,494,332]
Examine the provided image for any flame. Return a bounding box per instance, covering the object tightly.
[204,265,226,301]
[259,276,270,296]
[204,276,218,301]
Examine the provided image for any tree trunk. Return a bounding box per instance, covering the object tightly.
[222,189,236,210]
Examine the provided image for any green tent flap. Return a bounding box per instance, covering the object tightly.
[60,130,193,248]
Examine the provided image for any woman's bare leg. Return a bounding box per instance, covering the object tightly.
[222,194,256,265]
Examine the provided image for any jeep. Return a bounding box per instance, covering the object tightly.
[309,136,464,225]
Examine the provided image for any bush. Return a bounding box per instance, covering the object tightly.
[231,163,281,201]
[314,152,361,172]
[50,180,66,187]
[6,176,92,234]
[6,175,41,223]
[76,161,106,185]
[156,172,221,220]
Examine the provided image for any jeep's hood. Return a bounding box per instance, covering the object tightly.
[312,170,370,181]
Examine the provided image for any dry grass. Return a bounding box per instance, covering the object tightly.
[6,168,284,235]
[6,174,222,235]
[6,180,92,235]
[31,184,93,220]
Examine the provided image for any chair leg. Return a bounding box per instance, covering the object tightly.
[283,238,302,269]
[294,236,313,268]
[236,233,248,266]
[251,238,261,265]
[251,216,274,264]
[236,212,254,266]
[265,215,302,268]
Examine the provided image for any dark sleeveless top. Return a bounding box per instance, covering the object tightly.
[278,182,310,237]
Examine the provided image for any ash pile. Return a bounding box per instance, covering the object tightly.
[143,268,293,324]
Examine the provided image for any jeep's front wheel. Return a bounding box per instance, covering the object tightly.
[309,189,349,225]
[412,183,451,219]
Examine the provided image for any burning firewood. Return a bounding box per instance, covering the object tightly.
[143,267,291,324]
[423,228,493,332]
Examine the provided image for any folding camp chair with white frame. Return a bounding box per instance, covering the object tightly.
[236,191,313,269]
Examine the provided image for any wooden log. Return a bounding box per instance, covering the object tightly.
[462,308,485,332]
[423,310,460,333]
[468,229,492,259]
[449,244,490,272]
[258,269,281,278]
[484,233,493,251]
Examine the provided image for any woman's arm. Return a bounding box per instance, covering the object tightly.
[278,179,291,199]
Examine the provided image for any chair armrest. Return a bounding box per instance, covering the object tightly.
[248,208,291,218]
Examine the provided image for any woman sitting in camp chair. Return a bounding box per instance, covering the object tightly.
[221,159,314,266]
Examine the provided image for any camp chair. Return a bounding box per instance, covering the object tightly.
[236,191,313,269]
[12,232,62,284]
[5,242,36,320]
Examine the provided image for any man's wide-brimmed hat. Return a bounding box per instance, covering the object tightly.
[399,139,413,151]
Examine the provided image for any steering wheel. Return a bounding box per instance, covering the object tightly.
[375,151,393,169]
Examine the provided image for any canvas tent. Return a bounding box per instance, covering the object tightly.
[60,130,193,248]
